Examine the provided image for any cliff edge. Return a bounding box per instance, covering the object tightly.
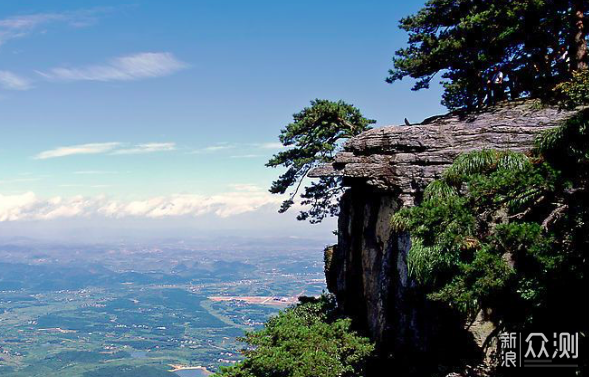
[310,100,578,205]
[310,100,583,373]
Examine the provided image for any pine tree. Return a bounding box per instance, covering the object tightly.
[387,0,588,109]
[266,99,374,223]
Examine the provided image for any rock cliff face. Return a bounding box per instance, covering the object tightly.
[310,101,581,371]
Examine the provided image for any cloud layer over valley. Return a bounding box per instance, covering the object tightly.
[0,186,282,222]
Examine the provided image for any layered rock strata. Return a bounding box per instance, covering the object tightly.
[310,101,582,370]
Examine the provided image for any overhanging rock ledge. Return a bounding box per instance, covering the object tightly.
[309,100,580,206]
[310,100,584,373]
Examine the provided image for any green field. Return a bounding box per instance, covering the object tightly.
[0,248,325,376]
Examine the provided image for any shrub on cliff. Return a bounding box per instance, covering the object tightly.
[390,112,588,332]
[214,295,374,377]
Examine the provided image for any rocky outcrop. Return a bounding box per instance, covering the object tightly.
[311,100,579,206]
[310,100,582,373]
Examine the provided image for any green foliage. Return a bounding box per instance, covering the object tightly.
[391,117,589,331]
[429,247,514,315]
[537,110,589,178]
[266,99,374,223]
[442,149,531,185]
[392,195,476,285]
[387,0,589,109]
[423,180,457,201]
[214,295,374,377]
[554,69,589,108]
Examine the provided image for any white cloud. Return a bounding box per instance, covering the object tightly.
[35,142,176,159]
[0,192,38,221]
[0,71,33,90]
[230,154,262,159]
[73,170,118,175]
[35,140,284,162]
[103,192,280,219]
[59,184,112,188]
[38,52,188,82]
[257,142,285,149]
[190,144,235,154]
[111,142,176,155]
[190,142,287,156]
[0,189,282,221]
[34,142,122,160]
[0,177,42,184]
[204,145,233,152]
[0,9,105,46]
[228,183,263,192]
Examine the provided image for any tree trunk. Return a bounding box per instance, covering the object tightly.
[572,0,587,71]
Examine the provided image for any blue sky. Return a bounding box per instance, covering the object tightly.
[0,0,444,240]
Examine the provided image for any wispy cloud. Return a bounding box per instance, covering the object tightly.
[229,154,262,159]
[0,71,33,90]
[204,145,234,152]
[73,170,118,175]
[59,184,112,188]
[0,190,282,221]
[189,141,286,157]
[0,9,106,46]
[34,142,176,159]
[38,52,188,82]
[190,143,236,154]
[228,183,263,192]
[111,142,176,155]
[34,142,122,160]
[0,177,42,184]
[33,140,287,162]
[256,142,285,149]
